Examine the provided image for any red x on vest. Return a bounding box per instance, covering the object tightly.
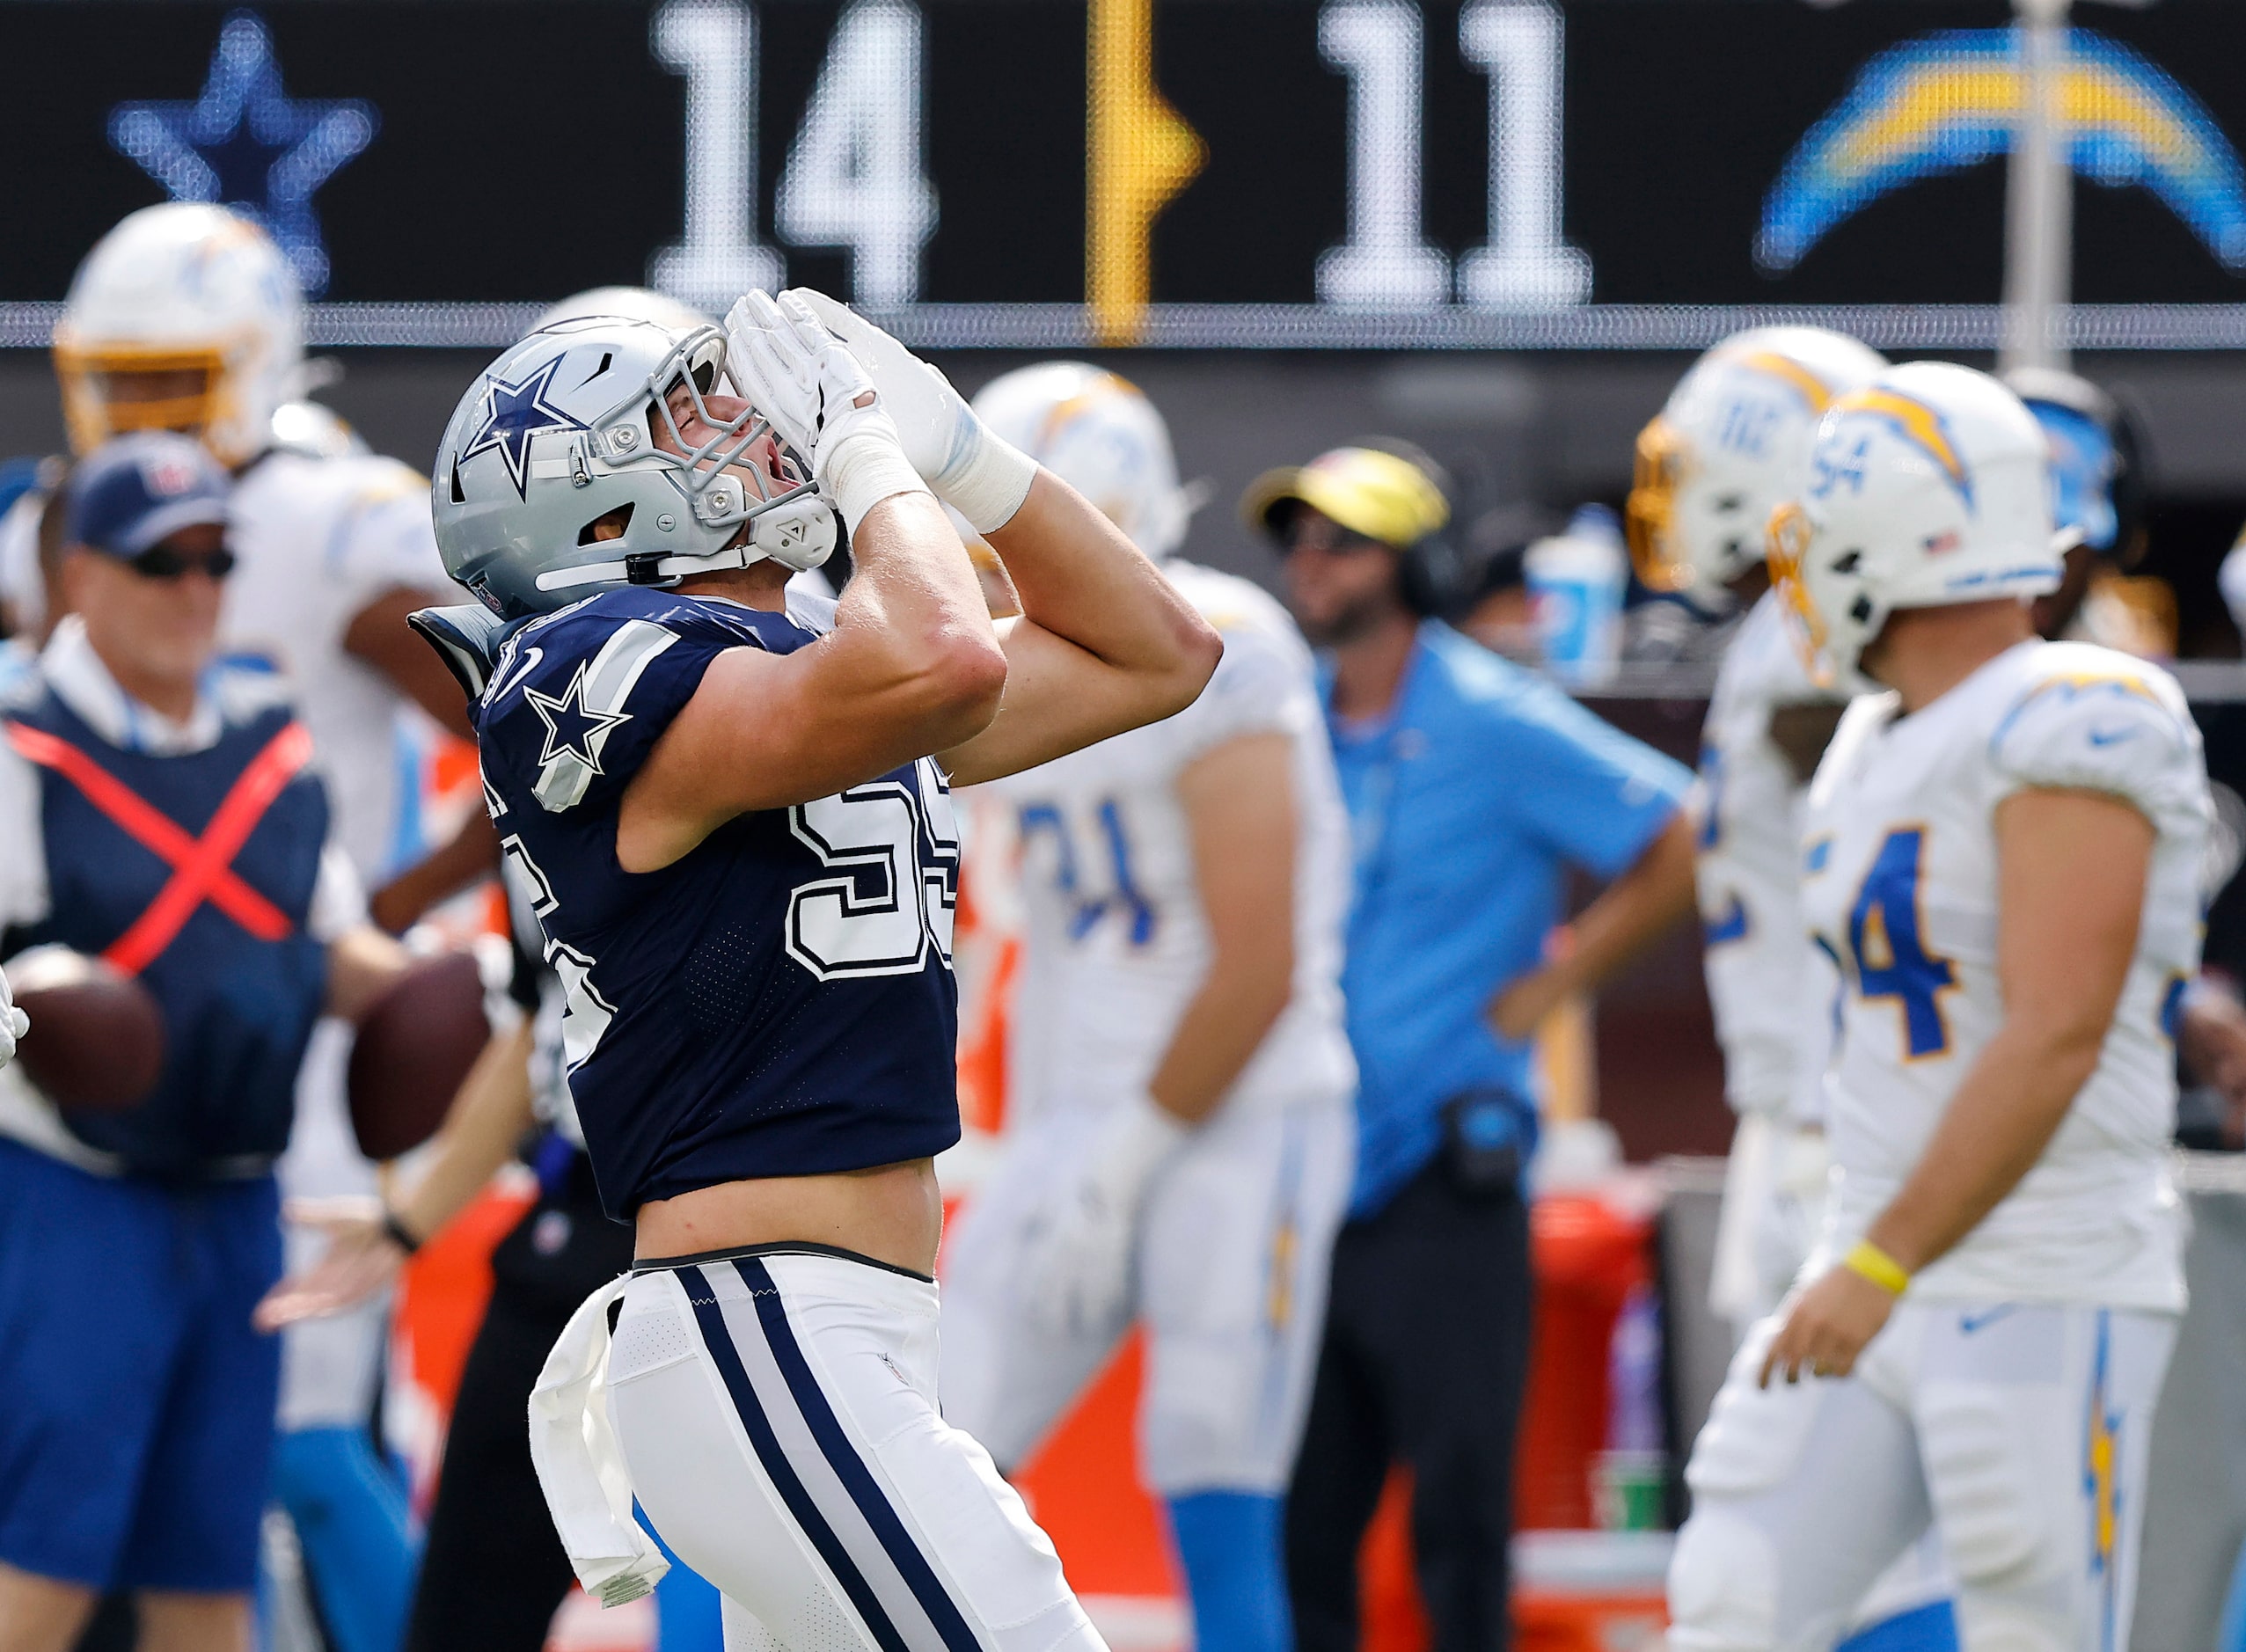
[6,719,316,976]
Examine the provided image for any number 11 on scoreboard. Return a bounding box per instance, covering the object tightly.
[1320,0,1591,311]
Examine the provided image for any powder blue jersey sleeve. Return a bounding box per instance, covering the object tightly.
[1473,662,1690,879]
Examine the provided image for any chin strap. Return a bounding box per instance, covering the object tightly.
[534,494,840,599]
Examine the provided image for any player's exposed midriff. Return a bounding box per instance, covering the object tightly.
[634,1156,946,1277]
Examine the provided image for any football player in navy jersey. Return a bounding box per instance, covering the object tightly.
[417,290,1218,1652]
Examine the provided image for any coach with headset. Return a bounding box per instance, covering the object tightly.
[1247,444,1697,1651]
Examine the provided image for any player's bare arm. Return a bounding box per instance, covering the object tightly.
[365,811,501,932]
[351,580,506,930]
[323,925,412,1023]
[1489,809,1698,1040]
[1761,786,2152,1386]
[256,1017,537,1329]
[939,471,1220,786]
[1148,731,1300,1124]
[613,295,1011,871]
[615,488,1006,871]
[786,289,1221,788]
[345,586,480,741]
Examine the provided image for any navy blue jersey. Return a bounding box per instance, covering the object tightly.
[473,588,962,1219]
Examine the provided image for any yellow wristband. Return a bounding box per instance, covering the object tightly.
[1842,1239,1911,1297]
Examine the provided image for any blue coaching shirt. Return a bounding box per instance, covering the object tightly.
[1328,624,1690,1218]
[475,588,962,1221]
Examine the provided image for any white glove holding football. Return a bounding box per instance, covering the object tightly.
[1021,1094,1188,1340]
[0,964,26,1069]
[723,290,927,532]
[787,289,1038,535]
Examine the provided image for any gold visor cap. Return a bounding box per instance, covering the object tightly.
[1241,446,1449,550]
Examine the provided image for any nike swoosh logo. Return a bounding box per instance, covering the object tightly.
[1958,1307,2016,1334]
[2087,725,2140,747]
[488,644,545,705]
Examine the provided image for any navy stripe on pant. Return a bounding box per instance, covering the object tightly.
[677,1261,980,1652]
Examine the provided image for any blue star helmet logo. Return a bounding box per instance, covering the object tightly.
[460,355,589,500]
[107,10,377,296]
[523,664,632,773]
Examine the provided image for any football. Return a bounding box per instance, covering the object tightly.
[347,950,490,1160]
[7,947,165,1113]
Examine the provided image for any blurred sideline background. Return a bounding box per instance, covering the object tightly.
[14,0,2246,1648]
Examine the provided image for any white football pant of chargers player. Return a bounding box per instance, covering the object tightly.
[932,362,1355,1652]
[1670,362,2210,1652]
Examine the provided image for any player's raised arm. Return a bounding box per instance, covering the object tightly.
[788,290,1221,785]
[947,471,1224,783]
[609,295,1010,868]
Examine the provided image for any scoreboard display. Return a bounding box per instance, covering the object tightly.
[4,0,2246,349]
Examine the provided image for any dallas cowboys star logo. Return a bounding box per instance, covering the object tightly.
[523,664,630,773]
[460,356,589,499]
[107,11,377,296]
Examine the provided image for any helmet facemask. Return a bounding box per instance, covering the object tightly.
[54,335,253,466]
[1626,417,1696,594]
[600,325,818,537]
[1766,500,1856,690]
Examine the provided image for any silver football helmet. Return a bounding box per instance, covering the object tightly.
[431,314,835,618]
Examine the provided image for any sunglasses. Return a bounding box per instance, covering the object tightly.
[1280,528,1387,559]
[127,545,237,581]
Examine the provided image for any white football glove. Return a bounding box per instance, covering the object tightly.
[0,965,26,1069]
[787,289,1038,535]
[1020,1094,1188,1341]
[722,290,926,532]
[1754,1122,1831,1296]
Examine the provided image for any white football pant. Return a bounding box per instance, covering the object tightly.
[940,1093,1352,1495]
[1671,1301,2176,1652]
[1708,1113,1951,1640]
[609,1247,1106,1652]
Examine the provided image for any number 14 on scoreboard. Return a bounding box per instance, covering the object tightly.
[650,0,933,312]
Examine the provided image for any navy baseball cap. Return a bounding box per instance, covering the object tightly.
[66,432,231,560]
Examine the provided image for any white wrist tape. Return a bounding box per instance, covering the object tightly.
[821,434,933,535]
[935,429,1039,537]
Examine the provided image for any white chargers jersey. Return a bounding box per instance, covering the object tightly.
[984,562,1354,1122]
[1802,640,2209,1311]
[221,450,449,882]
[1697,592,1843,1122]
